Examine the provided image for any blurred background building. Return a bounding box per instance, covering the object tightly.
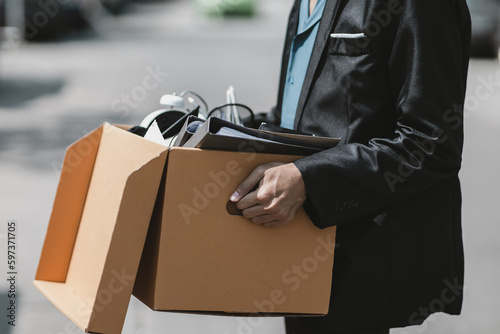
[0,0,259,42]
[0,1,499,334]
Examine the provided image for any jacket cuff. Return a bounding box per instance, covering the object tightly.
[302,195,327,229]
[293,159,333,229]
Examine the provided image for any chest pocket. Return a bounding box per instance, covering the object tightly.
[328,33,371,56]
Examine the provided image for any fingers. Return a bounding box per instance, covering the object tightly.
[241,198,297,225]
[236,191,259,211]
[229,166,266,202]
[229,162,303,228]
[230,162,284,202]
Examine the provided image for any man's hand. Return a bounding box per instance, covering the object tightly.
[230,162,306,228]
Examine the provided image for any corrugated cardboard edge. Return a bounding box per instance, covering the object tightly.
[34,123,169,334]
[33,280,92,331]
[132,171,166,308]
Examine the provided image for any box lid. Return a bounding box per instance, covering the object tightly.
[34,123,168,334]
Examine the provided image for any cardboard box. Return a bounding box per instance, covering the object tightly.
[133,148,336,316]
[34,124,169,334]
[34,124,336,334]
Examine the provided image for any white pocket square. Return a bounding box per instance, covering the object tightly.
[330,33,366,39]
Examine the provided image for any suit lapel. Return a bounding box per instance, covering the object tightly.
[277,0,301,116]
[293,0,341,129]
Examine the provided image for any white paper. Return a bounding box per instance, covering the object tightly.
[144,120,169,146]
[216,126,276,143]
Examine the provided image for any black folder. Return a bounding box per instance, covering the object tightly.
[182,117,340,155]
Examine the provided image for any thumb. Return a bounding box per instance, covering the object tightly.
[230,166,266,202]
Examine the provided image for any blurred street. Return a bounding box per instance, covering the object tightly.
[0,0,499,333]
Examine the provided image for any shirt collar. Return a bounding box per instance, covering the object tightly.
[297,0,326,35]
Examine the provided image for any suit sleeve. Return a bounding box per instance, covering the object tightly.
[293,0,471,228]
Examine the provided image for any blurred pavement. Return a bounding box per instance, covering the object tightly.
[0,1,499,333]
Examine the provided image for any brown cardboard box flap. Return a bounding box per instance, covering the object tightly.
[34,123,168,334]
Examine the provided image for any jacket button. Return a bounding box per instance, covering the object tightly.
[336,203,344,212]
[343,201,351,210]
[351,199,359,207]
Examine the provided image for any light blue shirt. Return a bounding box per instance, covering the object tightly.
[280,0,326,130]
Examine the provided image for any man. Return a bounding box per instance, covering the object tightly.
[230,0,471,333]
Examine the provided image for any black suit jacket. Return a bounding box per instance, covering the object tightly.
[270,0,471,332]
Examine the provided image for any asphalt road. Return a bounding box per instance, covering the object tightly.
[0,1,499,333]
